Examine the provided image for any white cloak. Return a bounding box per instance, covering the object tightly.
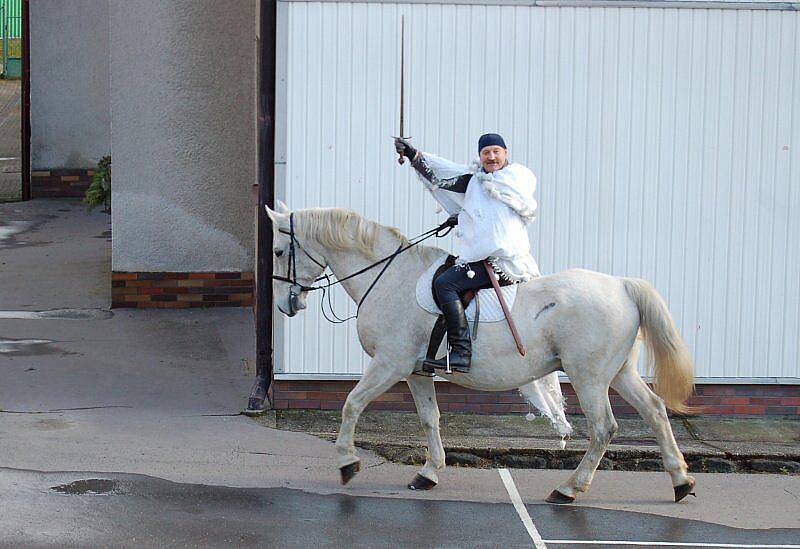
[416,153,541,282]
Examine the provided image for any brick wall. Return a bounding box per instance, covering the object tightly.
[112,272,253,308]
[31,169,93,198]
[272,380,800,416]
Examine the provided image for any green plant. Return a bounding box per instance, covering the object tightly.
[84,155,111,212]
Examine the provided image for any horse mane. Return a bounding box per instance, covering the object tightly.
[294,207,442,263]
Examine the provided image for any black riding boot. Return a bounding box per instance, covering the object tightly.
[423,300,472,373]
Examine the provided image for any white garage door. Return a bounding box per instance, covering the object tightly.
[274,0,800,382]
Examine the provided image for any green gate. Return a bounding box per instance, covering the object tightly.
[1,0,21,78]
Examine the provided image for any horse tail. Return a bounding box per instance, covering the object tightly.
[622,278,695,414]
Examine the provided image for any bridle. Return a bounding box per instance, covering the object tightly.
[271,212,454,322]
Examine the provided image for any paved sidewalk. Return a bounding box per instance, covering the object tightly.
[266,407,800,475]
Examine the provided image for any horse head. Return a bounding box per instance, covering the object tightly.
[264,201,328,317]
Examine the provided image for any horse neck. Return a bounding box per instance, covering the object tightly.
[317,229,418,305]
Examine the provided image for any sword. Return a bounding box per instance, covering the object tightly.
[483,261,526,357]
[394,16,411,165]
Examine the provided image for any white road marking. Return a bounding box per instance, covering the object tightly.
[542,541,800,548]
[0,309,113,320]
[498,468,547,549]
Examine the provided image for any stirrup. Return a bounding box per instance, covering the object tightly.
[422,346,470,374]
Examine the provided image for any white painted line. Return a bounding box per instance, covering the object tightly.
[498,468,547,549]
[542,541,800,548]
[0,309,113,320]
[0,311,40,319]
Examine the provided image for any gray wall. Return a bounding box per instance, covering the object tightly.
[109,0,256,272]
[30,0,111,169]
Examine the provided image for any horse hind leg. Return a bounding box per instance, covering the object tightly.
[335,356,405,485]
[611,359,696,502]
[405,374,445,490]
[547,376,618,504]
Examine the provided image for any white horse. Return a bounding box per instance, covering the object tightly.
[266,204,697,504]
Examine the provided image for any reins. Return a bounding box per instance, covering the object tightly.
[272,212,454,323]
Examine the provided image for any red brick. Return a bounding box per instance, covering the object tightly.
[113,273,138,280]
[215,272,242,279]
[733,405,766,415]
[375,393,405,402]
[436,394,466,403]
[137,288,164,295]
[765,406,799,415]
[201,294,229,301]
[207,279,254,287]
[162,272,190,280]
[188,273,216,279]
[466,394,500,404]
[481,404,512,413]
[288,400,321,409]
[750,397,782,405]
[721,397,750,405]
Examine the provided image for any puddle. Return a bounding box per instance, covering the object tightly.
[51,479,119,496]
[0,308,114,320]
[0,220,31,244]
[0,337,77,357]
[0,338,54,353]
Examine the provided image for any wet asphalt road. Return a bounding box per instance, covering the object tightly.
[2,468,798,548]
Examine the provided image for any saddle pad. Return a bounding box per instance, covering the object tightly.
[416,256,518,323]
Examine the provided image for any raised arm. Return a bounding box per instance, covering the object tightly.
[394,138,472,193]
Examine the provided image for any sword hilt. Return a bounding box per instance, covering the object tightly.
[393,135,412,166]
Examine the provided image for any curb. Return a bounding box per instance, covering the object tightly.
[355,441,800,475]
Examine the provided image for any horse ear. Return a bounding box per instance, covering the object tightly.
[276,200,290,214]
[264,204,284,225]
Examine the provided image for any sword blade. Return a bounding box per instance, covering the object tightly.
[399,15,405,138]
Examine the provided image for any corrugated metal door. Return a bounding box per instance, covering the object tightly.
[275,1,800,382]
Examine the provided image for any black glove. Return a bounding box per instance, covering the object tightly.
[443,214,459,228]
[394,137,417,161]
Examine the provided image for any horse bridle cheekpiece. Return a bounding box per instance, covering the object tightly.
[271,213,327,315]
[271,210,454,322]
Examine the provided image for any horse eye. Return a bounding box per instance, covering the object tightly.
[275,249,284,257]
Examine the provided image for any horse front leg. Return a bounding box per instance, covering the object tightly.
[336,356,404,484]
[406,374,445,490]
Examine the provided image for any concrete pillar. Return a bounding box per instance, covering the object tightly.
[109,0,256,272]
[30,0,111,170]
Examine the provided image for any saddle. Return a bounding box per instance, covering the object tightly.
[423,255,513,372]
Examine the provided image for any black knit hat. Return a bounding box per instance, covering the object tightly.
[478,133,507,152]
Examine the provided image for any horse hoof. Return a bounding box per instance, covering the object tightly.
[545,490,575,504]
[340,462,360,485]
[674,479,696,503]
[407,474,437,491]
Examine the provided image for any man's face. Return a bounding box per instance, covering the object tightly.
[480,146,508,173]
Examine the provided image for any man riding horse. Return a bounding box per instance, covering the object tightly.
[394,133,540,373]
